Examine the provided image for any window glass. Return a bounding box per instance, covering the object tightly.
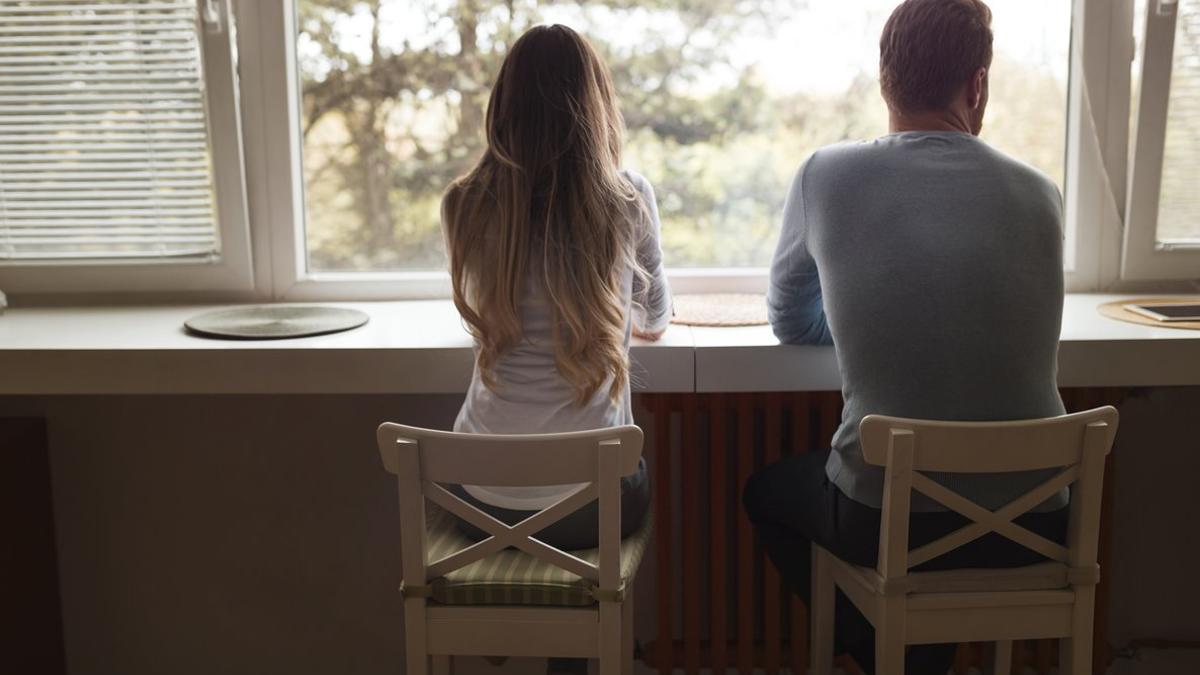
[1157,0,1200,244]
[297,0,1071,272]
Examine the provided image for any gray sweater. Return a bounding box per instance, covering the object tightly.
[768,131,1067,512]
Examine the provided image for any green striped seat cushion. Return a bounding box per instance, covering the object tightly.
[420,504,653,606]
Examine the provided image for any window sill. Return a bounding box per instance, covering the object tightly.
[0,294,1197,396]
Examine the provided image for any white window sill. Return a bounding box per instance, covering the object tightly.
[0,294,1197,395]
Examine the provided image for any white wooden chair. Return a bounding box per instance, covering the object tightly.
[377,423,648,675]
[809,406,1119,675]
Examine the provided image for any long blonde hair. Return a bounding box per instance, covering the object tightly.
[442,25,645,404]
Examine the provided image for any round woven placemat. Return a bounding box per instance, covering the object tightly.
[1097,297,1200,331]
[670,293,768,327]
[184,305,369,340]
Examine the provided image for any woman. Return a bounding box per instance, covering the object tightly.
[441,24,671,551]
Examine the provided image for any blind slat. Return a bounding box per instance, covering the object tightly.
[0,151,209,161]
[6,236,215,245]
[0,3,193,13]
[1,201,212,211]
[1,249,213,260]
[4,199,213,208]
[0,141,208,151]
[4,228,216,236]
[3,177,210,184]
[0,102,204,112]
[0,34,194,46]
[0,44,194,54]
[0,23,193,35]
[2,217,214,227]
[0,55,196,66]
[0,141,206,152]
[0,112,204,123]
[0,171,210,182]
[0,91,201,102]
[0,0,219,262]
[0,131,207,140]
[4,186,208,194]
[0,82,203,92]
[0,72,204,83]
[1,163,209,173]
[0,13,191,24]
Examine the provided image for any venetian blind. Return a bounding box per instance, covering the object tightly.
[0,0,219,261]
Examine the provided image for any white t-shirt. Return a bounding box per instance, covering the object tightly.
[453,171,672,510]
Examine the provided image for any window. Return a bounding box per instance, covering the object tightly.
[236,0,1181,299]
[1125,0,1200,279]
[293,0,1072,274]
[0,0,252,294]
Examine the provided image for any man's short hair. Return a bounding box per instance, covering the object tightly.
[879,0,994,114]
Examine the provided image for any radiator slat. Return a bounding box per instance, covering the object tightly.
[1036,638,1055,673]
[787,391,816,667]
[709,394,729,675]
[763,393,783,675]
[953,642,976,674]
[683,395,702,675]
[1014,639,1033,672]
[654,394,673,675]
[818,393,840,449]
[736,395,755,675]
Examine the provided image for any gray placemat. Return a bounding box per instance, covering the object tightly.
[184,305,369,340]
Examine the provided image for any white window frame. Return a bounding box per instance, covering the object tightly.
[1062,0,1135,291]
[234,0,442,301]
[236,0,769,300]
[1122,0,1200,280]
[236,0,1187,301]
[0,0,255,296]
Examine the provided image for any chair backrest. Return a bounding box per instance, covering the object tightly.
[858,406,1118,583]
[377,423,644,595]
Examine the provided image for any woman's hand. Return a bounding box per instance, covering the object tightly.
[633,327,666,342]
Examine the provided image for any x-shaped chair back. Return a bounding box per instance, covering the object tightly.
[859,407,1119,583]
[377,423,644,597]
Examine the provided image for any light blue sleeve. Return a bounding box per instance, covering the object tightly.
[767,160,833,346]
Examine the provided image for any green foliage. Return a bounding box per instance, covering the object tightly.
[297,0,1073,271]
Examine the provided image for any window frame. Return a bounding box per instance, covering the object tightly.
[0,0,255,296]
[1061,0,1134,291]
[242,0,1140,300]
[1122,0,1200,281]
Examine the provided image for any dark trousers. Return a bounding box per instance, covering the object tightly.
[743,451,1069,675]
[448,458,652,551]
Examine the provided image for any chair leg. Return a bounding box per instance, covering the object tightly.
[875,598,906,675]
[1062,586,1096,675]
[404,598,428,675]
[810,546,835,675]
[432,655,452,675]
[621,595,635,675]
[993,640,1012,675]
[600,601,621,675]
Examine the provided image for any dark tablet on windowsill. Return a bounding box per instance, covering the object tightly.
[1125,303,1200,322]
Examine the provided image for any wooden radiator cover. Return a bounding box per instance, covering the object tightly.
[639,388,1124,675]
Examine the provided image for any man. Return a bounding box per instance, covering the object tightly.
[743,1,1069,672]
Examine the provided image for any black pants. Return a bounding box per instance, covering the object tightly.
[743,451,1069,675]
[448,458,652,550]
